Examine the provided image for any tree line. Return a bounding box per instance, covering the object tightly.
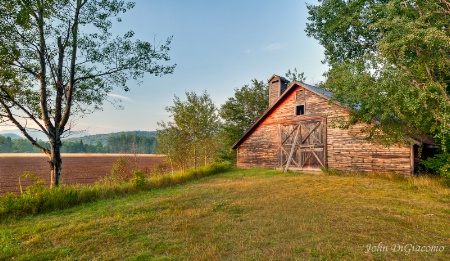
[0,134,157,154]
[157,71,305,173]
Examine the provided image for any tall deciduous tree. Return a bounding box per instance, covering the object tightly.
[156,123,191,173]
[157,91,219,171]
[219,79,268,150]
[0,0,175,187]
[306,0,450,149]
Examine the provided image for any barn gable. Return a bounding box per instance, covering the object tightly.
[233,75,413,174]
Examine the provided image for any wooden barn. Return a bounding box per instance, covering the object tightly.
[232,75,435,175]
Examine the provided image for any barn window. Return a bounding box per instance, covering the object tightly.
[296,105,305,115]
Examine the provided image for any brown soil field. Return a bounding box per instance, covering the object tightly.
[0,153,165,194]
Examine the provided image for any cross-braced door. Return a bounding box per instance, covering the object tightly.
[278,119,326,172]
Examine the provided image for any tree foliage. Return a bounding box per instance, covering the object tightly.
[156,123,191,172]
[306,0,450,149]
[106,133,157,154]
[219,79,268,149]
[157,91,219,172]
[285,68,307,83]
[0,0,175,186]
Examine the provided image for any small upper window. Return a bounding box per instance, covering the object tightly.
[296,105,305,115]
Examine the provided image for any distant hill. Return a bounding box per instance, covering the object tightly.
[0,129,47,140]
[62,131,157,145]
[0,133,23,140]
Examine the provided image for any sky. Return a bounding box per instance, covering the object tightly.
[1,0,328,137]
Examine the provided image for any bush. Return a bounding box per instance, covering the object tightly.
[422,153,450,178]
[110,157,134,181]
[151,162,171,176]
[131,170,148,188]
[18,172,47,194]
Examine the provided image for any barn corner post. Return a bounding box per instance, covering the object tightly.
[323,117,327,169]
[278,123,283,168]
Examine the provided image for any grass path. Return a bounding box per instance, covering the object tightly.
[1,169,449,260]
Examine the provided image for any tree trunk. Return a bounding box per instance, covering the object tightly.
[193,146,197,169]
[49,136,63,188]
[204,145,207,167]
[168,152,174,174]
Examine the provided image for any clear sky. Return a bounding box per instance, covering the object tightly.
[1,0,328,136]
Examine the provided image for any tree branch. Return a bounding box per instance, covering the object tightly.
[36,2,55,134]
[54,36,65,134]
[0,85,49,136]
[45,47,58,88]
[0,100,50,155]
[59,0,84,130]
[74,66,129,82]
[12,61,39,78]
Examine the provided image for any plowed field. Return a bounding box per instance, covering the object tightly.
[0,154,165,194]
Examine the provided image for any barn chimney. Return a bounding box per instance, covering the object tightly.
[268,75,289,107]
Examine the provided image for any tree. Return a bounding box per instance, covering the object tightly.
[0,1,175,187]
[105,133,156,153]
[285,68,306,83]
[156,123,191,173]
[0,136,13,152]
[95,141,104,153]
[79,140,86,153]
[219,79,268,151]
[157,91,220,170]
[305,0,450,149]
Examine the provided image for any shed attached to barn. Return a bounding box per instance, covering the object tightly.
[232,75,433,175]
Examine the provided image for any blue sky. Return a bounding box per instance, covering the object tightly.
[2,0,328,136]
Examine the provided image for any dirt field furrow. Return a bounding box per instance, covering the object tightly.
[0,154,165,194]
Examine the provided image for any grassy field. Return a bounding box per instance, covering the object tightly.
[1,169,449,260]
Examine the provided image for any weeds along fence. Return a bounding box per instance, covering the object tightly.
[0,162,232,219]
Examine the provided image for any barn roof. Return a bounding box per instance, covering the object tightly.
[231,81,334,149]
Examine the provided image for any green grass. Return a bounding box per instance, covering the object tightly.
[0,162,231,219]
[1,169,449,260]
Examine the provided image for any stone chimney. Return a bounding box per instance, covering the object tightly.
[268,75,289,107]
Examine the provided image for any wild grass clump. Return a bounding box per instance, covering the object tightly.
[320,167,346,176]
[0,162,232,219]
[148,162,232,188]
[321,167,450,195]
[0,180,135,219]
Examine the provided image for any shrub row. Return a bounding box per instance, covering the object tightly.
[0,162,232,219]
